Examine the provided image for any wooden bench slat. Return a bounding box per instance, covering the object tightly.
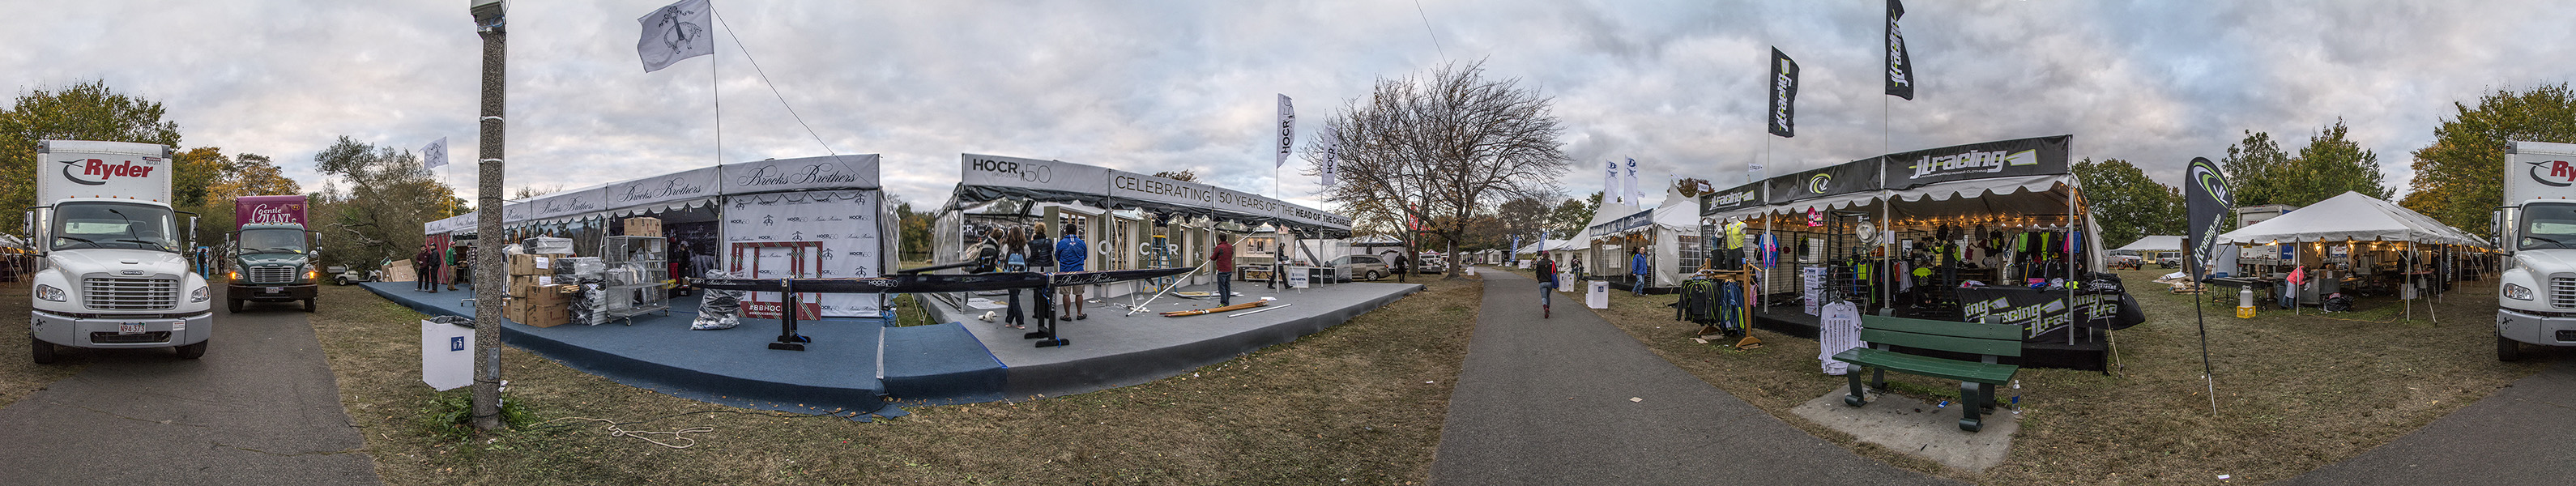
[1859,315,2024,340]
[1857,328,2024,357]
[1832,347,2019,384]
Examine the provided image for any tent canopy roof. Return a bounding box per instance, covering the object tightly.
[2216,191,2485,246]
[2113,235,2185,252]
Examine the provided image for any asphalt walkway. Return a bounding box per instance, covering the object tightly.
[1428,271,1947,485]
[2281,357,2576,484]
[0,288,381,485]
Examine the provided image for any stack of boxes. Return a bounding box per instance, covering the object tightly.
[622,217,663,237]
[505,253,574,326]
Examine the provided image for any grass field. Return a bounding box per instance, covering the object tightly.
[314,276,1478,484]
[1508,266,2559,484]
[0,283,79,409]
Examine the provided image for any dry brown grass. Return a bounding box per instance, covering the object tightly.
[1505,266,2555,484]
[315,277,1478,485]
[0,283,79,408]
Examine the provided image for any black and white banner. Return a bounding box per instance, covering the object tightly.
[1768,47,1800,138]
[1276,94,1295,168]
[1319,130,1339,185]
[2184,156,2233,280]
[1885,0,1915,100]
[1699,181,1764,216]
[1956,287,2146,342]
[1765,158,1880,204]
[1879,135,2071,190]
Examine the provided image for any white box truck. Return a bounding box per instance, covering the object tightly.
[2494,140,2576,360]
[27,140,213,363]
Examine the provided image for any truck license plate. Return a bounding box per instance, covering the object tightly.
[118,323,144,335]
[266,287,284,293]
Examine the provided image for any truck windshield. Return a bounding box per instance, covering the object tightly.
[52,202,178,253]
[238,228,308,254]
[2520,202,2576,250]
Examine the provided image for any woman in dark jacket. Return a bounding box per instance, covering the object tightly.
[1534,251,1558,318]
[1025,223,1056,329]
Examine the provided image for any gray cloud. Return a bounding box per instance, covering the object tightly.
[3,0,2564,215]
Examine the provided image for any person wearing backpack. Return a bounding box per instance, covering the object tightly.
[1001,227,1030,330]
[1534,251,1559,318]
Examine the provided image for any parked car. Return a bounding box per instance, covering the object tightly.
[1329,254,1389,282]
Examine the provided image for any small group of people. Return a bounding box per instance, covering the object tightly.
[414,242,472,292]
[974,222,1090,329]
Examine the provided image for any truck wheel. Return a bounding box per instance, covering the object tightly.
[175,340,207,360]
[2498,334,2524,362]
[227,299,243,313]
[32,339,55,364]
[302,299,316,313]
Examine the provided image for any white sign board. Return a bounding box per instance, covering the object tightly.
[1587,281,1610,309]
[420,320,474,391]
[723,190,885,318]
[720,155,881,194]
[36,140,173,205]
[1287,265,1311,288]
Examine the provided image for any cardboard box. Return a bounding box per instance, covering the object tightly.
[526,284,573,305]
[508,275,557,296]
[621,217,663,237]
[509,254,574,275]
[505,301,569,327]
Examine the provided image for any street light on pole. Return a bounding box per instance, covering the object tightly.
[468,0,508,432]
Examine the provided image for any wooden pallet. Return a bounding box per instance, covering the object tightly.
[1162,301,1265,317]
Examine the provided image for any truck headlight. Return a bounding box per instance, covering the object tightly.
[2506,283,2534,301]
[35,284,65,302]
[191,287,209,303]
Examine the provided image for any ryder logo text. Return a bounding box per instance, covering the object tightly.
[61,158,157,186]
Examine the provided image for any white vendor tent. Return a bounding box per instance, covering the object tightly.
[2113,235,2184,252]
[1587,189,1703,291]
[2216,191,2484,246]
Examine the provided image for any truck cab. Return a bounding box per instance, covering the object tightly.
[226,223,318,312]
[27,139,214,363]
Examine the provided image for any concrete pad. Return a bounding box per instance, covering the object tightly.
[1790,386,2018,472]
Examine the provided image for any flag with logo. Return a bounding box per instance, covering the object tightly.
[1276,94,1295,168]
[2184,156,2232,280]
[1605,160,1622,205]
[1318,130,1339,185]
[637,0,715,73]
[1885,0,1915,100]
[421,137,449,169]
[1625,157,1644,207]
[1768,47,1800,138]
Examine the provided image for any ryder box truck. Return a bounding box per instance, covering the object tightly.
[27,140,214,363]
[2494,140,2576,360]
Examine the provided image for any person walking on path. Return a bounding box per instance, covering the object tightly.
[1630,246,1651,296]
[1056,224,1090,321]
[1212,234,1236,306]
[1534,251,1559,318]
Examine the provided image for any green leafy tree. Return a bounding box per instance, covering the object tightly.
[2278,119,2392,205]
[310,136,456,269]
[2220,130,2292,207]
[1546,192,1601,237]
[1495,194,1553,241]
[0,80,182,234]
[2405,83,2576,238]
[2073,157,2182,248]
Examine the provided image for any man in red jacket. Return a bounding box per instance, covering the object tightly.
[1213,234,1236,306]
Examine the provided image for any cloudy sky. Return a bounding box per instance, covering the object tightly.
[8,0,2572,212]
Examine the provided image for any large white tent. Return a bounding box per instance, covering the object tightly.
[2216,191,2484,246]
[2113,235,2184,252]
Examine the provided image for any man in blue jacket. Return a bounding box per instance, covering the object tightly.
[1056,224,1090,321]
[1630,246,1651,296]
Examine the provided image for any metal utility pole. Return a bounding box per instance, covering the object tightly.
[468,0,508,432]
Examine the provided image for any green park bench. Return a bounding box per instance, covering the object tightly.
[1830,315,2023,432]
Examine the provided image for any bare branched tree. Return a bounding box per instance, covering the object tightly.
[1306,60,1572,279]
